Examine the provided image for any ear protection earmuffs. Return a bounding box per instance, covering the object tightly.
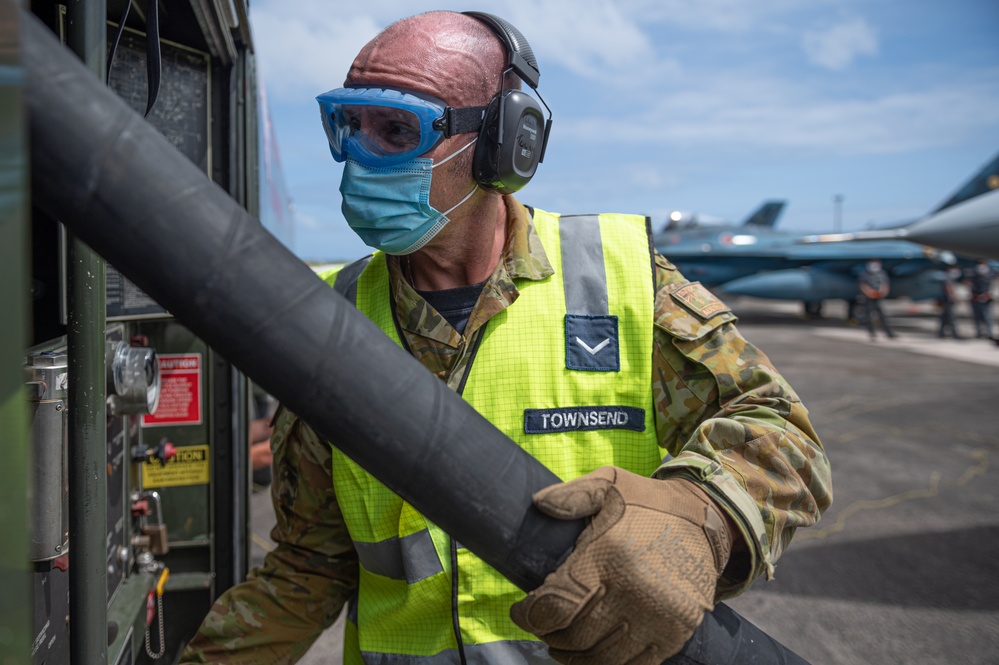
[462,11,552,195]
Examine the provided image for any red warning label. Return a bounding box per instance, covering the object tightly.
[142,353,202,427]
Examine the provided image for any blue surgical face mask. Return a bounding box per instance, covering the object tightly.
[340,139,479,255]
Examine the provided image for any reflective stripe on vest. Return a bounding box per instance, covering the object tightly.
[324,209,660,663]
[559,214,608,314]
[343,609,554,665]
[353,530,443,584]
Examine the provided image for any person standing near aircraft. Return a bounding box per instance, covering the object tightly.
[858,259,896,340]
[938,266,965,340]
[966,259,995,340]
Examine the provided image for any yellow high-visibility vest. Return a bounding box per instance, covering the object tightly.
[326,209,661,664]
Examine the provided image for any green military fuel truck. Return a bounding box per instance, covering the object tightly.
[3,1,283,662]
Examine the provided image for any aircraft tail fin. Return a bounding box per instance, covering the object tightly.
[741,200,787,227]
[932,150,999,214]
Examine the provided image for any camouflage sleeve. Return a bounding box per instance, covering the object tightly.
[649,253,832,599]
[180,409,359,664]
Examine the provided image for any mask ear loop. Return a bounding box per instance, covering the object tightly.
[433,137,481,216]
[431,136,479,169]
[441,182,480,217]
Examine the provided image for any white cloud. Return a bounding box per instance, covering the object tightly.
[557,69,999,157]
[503,0,657,79]
[251,0,668,99]
[250,3,383,101]
[802,17,879,71]
[625,163,681,190]
[617,0,815,33]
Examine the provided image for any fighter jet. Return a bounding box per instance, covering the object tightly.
[654,198,952,317]
[654,200,794,288]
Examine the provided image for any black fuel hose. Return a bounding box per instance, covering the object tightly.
[22,10,807,664]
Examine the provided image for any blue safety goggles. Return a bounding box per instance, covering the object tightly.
[317,87,486,168]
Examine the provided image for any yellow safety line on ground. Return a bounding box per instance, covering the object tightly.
[796,449,989,541]
[925,425,999,447]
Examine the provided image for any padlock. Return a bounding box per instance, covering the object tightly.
[137,490,169,555]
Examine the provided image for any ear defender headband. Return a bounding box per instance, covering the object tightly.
[461,11,553,194]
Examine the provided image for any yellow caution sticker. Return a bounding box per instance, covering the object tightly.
[142,445,210,488]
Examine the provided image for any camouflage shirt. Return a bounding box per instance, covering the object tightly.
[181,198,831,664]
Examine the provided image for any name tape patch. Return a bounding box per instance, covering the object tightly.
[525,406,646,434]
[671,282,728,320]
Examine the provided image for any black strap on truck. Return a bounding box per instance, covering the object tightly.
[106,0,160,116]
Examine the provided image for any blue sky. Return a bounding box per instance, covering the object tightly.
[250,0,999,263]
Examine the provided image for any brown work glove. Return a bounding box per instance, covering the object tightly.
[510,466,732,665]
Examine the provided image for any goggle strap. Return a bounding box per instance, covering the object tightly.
[434,105,488,138]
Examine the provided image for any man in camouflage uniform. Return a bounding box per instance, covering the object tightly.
[182,11,831,665]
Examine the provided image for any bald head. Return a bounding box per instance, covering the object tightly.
[345,12,509,108]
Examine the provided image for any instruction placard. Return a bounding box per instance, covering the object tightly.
[142,445,210,488]
[142,353,202,427]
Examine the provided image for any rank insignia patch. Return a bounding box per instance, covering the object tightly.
[565,314,620,372]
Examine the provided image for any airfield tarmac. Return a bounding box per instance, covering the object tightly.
[249,296,999,665]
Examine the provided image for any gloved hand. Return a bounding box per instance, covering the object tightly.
[510,466,732,665]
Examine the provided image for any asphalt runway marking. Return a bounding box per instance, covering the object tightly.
[796,448,989,541]
[919,421,999,448]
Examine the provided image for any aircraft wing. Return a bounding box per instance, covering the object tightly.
[662,240,946,302]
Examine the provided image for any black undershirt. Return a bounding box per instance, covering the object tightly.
[415,280,488,335]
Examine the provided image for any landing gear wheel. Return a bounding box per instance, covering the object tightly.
[803,301,823,319]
